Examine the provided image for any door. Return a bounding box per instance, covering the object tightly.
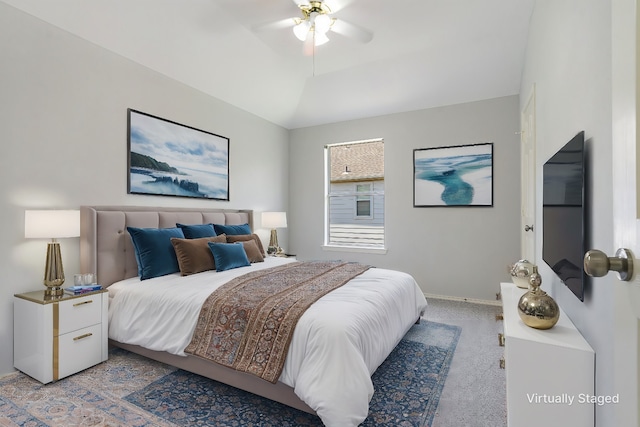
[520,86,536,262]
[598,0,640,425]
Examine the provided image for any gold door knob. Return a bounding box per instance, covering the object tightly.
[584,248,634,281]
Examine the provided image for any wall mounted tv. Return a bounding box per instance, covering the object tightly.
[542,131,587,301]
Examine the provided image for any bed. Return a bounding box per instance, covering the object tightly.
[79,206,428,427]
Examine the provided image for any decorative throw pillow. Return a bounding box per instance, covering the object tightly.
[207,242,251,272]
[226,234,266,256]
[127,227,185,280]
[176,223,217,239]
[171,235,227,275]
[213,223,251,236]
[240,239,265,263]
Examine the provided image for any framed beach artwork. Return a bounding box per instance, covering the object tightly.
[413,143,493,207]
[127,109,229,201]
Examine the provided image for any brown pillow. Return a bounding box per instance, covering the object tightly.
[226,234,266,256]
[170,234,227,276]
[240,239,265,263]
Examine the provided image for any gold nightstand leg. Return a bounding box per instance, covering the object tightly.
[53,302,59,381]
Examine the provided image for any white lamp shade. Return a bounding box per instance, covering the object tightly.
[25,210,80,239]
[262,212,287,229]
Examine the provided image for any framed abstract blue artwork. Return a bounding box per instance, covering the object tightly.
[127,109,230,201]
[413,143,493,207]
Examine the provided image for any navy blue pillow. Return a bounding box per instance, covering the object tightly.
[176,223,216,239]
[207,242,251,272]
[127,227,185,280]
[213,223,251,236]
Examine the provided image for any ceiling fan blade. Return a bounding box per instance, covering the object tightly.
[323,0,356,13]
[252,18,297,32]
[330,19,374,43]
[292,0,311,7]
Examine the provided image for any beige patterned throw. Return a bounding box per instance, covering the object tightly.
[184,261,371,383]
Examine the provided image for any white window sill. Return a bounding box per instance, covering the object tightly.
[322,244,388,255]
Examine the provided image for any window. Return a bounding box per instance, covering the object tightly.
[356,184,372,218]
[325,140,385,251]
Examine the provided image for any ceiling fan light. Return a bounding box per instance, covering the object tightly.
[314,14,332,34]
[314,31,329,46]
[293,21,310,41]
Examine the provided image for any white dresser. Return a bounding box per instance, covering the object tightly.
[500,282,594,427]
[14,289,108,383]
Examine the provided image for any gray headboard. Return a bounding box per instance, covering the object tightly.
[80,206,253,287]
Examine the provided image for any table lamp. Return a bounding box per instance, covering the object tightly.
[261,212,287,255]
[25,210,80,297]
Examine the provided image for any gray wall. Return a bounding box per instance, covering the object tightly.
[520,0,615,425]
[289,96,522,301]
[0,3,289,377]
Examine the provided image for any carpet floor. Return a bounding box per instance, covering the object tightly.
[0,320,460,427]
[425,299,506,427]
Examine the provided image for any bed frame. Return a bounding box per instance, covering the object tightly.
[79,205,316,415]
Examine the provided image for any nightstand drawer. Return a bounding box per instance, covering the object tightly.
[58,294,102,335]
[58,323,103,379]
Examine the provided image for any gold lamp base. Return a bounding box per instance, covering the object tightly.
[43,241,65,297]
[267,229,284,255]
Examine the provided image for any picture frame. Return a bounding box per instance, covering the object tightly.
[413,143,493,207]
[127,109,230,201]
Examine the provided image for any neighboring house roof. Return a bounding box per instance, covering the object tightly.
[330,141,384,182]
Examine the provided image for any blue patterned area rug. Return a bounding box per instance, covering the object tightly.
[0,321,460,427]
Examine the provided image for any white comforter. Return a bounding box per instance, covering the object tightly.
[108,257,427,427]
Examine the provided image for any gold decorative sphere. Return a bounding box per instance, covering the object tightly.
[517,267,560,329]
[510,259,535,289]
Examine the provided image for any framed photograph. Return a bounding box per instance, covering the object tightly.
[413,143,493,207]
[127,109,229,201]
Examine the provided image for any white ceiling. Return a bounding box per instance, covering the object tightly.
[2,0,535,129]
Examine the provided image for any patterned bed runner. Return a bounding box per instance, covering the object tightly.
[184,261,370,383]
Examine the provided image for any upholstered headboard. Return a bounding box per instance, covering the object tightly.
[80,206,253,287]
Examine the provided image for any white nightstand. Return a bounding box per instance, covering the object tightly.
[499,282,594,427]
[13,289,108,383]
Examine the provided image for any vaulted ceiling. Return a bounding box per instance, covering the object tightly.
[2,0,535,129]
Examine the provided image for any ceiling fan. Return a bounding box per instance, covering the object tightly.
[253,0,373,54]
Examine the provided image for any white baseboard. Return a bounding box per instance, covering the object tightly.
[423,292,502,306]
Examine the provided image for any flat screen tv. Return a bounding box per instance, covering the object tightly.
[542,131,587,301]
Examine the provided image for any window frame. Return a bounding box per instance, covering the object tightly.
[323,139,386,254]
[355,183,373,219]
